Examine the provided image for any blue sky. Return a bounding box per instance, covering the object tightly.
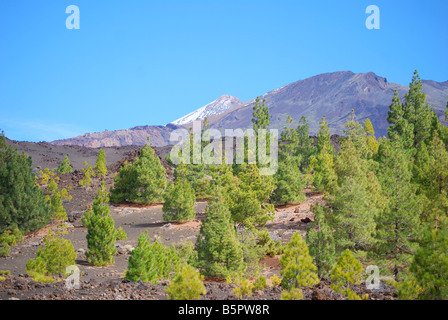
[0,0,447,142]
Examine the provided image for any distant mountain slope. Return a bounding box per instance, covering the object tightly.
[170,95,242,125]
[51,124,179,148]
[205,72,448,137]
[50,71,448,147]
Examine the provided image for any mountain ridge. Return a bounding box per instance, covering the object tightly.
[50,71,448,147]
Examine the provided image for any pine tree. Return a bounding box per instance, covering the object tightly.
[306,204,336,277]
[163,164,196,222]
[95,149,108,177]
[374,139,422,280]
[410,219,448,300]
[280,232,319,298]
[165,264,206,300]
[57,155,73,174]
[81,180,117,266]
[126,231,181,284]
[330,249,366,300]
[196,197,246,279]
[110,143,167,204]
[0,132,51,234]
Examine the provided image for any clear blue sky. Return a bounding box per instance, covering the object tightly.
[1,0,447,142]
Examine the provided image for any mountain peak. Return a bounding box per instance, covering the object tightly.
[170,95,242,126]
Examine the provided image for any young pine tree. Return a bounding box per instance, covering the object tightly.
[330,249,366,300]
[26,228,76,280]
[196,197,246,279]
[57,155,73,174]
[95,148,108,177]
[110,144,167,204]
[165,264,206,300]
[126,231,181,284]
[280,232,320,298]
[81,181,117,266]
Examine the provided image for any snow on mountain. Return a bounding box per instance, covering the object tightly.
[170,95,242,126]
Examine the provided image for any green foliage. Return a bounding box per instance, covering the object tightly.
[79,162,95,188]
[270,274,281,287]
[280,287,304,300]
[257,228,284,256]
[163,166,196,222]
[110,144,167,204]
[0,243,10,257]
[26,229,76,280]
[37,168,56,185]
[172,241,198,267]
[410,219,448,300]
[392,275,424,300]
[280,232,319,297]
[126,231,181,284]
[95,149,108,177]
[306,204,336,277]
[196,197,246,279]
[116,227,127,240]
[253,275,267,291]
[81,181,117,266]
[330,249,367,300]
[166,264,206,300]
[57,155,73,174]
[232,277,255,299]
[0,132,51,234]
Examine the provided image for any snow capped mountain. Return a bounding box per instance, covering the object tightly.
[170,95,242,126]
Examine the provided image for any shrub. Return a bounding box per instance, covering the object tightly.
[26,229,76,281]
[165,264,206,300]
